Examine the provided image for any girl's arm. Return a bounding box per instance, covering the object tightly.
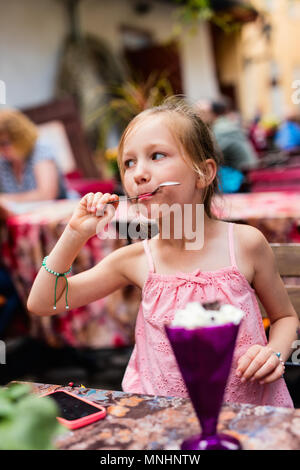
[27,191,131,316]
[236,227,299,384]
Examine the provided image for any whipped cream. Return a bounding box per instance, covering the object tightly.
[171,302,244,328]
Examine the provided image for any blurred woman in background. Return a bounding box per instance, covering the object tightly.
[0,109,69,207]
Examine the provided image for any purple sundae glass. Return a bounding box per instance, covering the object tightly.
[165,301,242,450]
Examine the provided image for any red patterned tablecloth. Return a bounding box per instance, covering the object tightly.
[212,191,300,242]
[0,200,140,349]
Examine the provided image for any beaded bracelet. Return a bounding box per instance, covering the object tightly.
[42,256,72,310]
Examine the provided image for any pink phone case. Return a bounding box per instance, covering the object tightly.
[40,389,107,430]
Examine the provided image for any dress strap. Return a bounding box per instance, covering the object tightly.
[143,239,155,273]
[228,222,238,268]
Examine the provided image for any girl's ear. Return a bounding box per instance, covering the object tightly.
[196,159,217,189]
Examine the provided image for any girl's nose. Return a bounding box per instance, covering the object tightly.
[133,162,151,185]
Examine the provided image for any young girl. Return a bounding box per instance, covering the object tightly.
[28,99,299,408]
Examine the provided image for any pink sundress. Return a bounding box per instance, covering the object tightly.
[122,222,294,407]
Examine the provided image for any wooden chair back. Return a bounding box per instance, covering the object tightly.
[258,244,300,319]
[23,97,99,178]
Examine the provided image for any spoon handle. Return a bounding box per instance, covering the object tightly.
[105,195,139,204]
[105,182,180,204]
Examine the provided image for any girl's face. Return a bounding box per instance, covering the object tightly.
[122,114,202,217]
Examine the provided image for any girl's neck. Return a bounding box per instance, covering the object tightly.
[156,210,215,250]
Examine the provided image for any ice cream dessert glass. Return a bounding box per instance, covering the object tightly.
[165,300,244,450]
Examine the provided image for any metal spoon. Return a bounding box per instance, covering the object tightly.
[106,181,181,203]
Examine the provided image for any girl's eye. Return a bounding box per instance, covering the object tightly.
[124,152,165,168]
[124,159,134,168]
[152,152,165,160]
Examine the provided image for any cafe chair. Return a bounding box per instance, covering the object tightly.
[257,243,300,407]
[22,97,117,197]
[258,243,300,323]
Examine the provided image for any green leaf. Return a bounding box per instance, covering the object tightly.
[0,385,67,450]
[0,397,14,418]
[5,383,32,402]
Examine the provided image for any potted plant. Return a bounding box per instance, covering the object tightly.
[88,72,174,179]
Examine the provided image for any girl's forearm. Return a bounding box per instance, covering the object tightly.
[268,315,300,362]
[27,224,89,315]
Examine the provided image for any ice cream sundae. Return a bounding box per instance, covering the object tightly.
[171,300,244,328]
[165,300,244,450]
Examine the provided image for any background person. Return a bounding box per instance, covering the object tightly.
[275,109,300,152]
[196,98,258,171]
[0,109,71,208]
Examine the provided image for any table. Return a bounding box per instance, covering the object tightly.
[0,200,140,348]
[30,382,300,450]
[212,191,300,242]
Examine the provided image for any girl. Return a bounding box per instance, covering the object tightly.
[28,99,299,407]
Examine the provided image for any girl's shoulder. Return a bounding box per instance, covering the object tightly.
[234,222,267,252]
[211,220,265,257]
[233,222,270,281]
[111,240,149,289]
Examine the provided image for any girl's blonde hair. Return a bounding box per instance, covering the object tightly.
[117,97,223,218]
[0,109,38,159]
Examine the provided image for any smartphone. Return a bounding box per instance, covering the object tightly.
[41,390,106,430]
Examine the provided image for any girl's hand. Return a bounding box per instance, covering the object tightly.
[68,192,119,240]
[236,344,285,385]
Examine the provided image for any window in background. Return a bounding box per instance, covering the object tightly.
[264,0,275,12]
[243,59,258,120]
[288,0,300,18]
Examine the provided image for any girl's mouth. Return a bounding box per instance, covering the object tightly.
[138,192,154,201]
[134,182,180,202]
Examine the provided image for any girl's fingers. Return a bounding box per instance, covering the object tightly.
[90,192,104,212]
[96,194,119,217]
[236,344,262,378]
[80,192,119,215]
[239,346,273,382]
[81,192,95,210]
[83,192,119,214]
[259,362,285,385]
[249,354,279,382]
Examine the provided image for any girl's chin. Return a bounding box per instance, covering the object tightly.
[136,201,179,221]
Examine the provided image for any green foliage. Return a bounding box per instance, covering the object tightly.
[174,0,246,33]
[175,0,213,23]
[0,383,66,450]
[88,72,174,150]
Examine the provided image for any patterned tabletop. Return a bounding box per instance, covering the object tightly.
[30,382,300,451]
